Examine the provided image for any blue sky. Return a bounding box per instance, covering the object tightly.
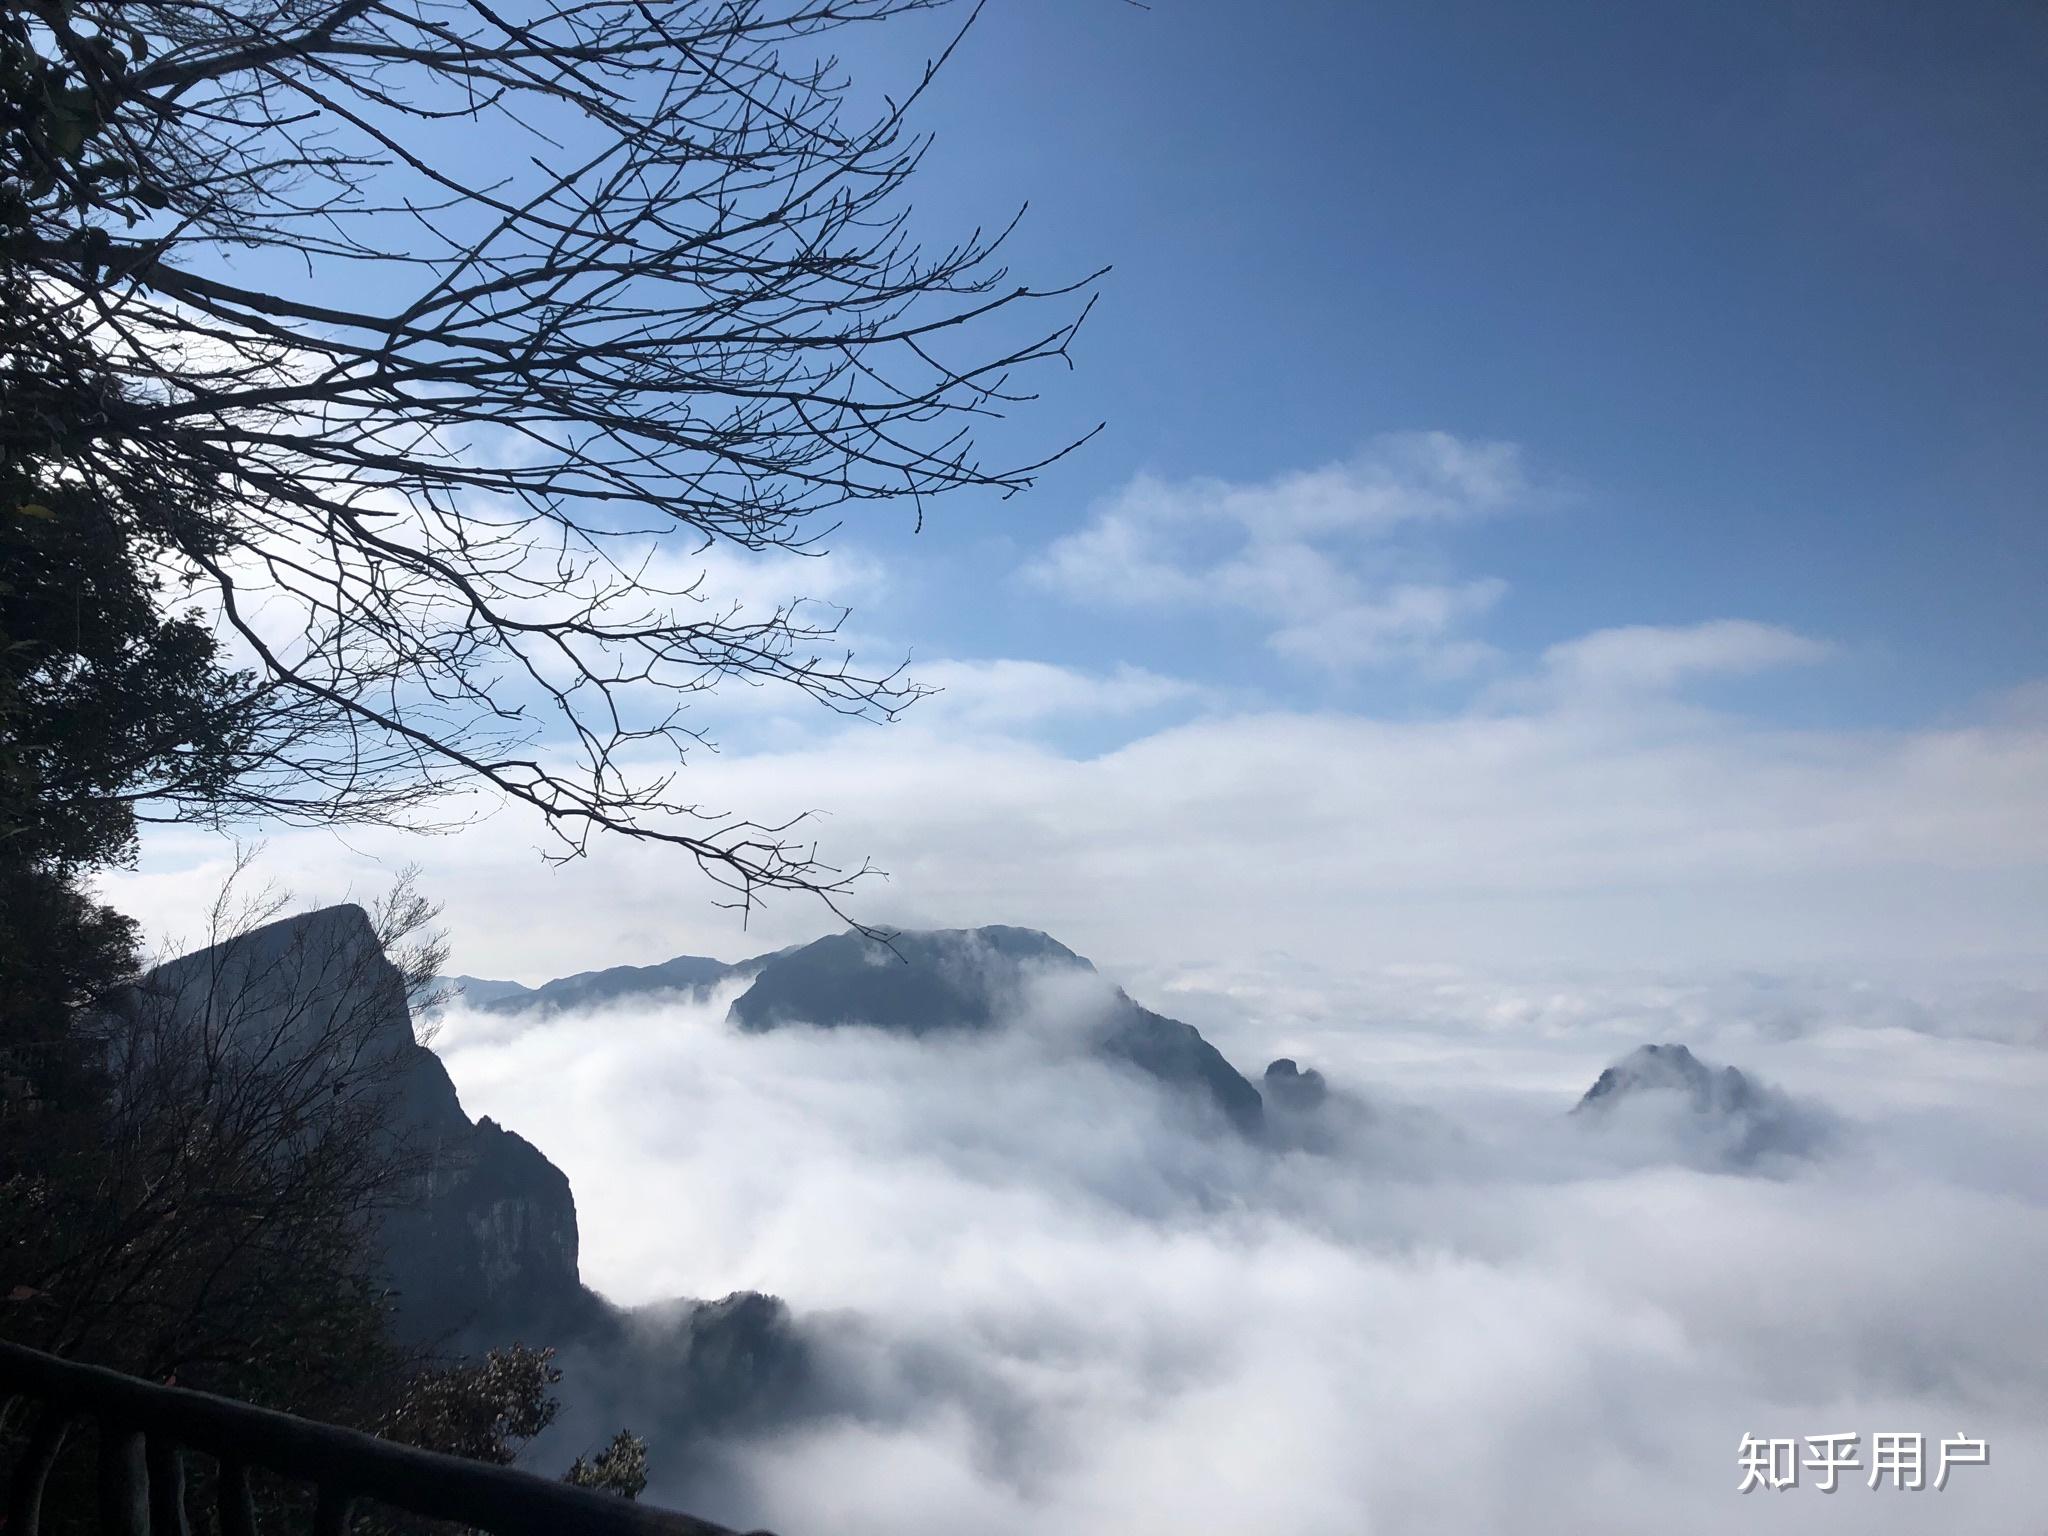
[796,0,2046,729]
[122,0,2048,976]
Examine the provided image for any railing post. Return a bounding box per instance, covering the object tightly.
[216,1459,259,1536]
[5,1406,70,1536]
[98,1423,151,1536]
[146,1436,191,1536]
[0,1340,757,1536]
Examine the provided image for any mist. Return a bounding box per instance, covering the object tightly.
[428,960,2048,1535]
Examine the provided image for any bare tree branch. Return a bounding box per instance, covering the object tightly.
[2,0,1101,915]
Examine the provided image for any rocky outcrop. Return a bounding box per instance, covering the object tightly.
[138,904,592,1345]
[133,900,823,1468]
[727,925,1265,1135]
[1575,1041,1759,1116]
[1263,1058,1329,1112]
[1098,999,1265,1134]
[386,1110,596,1345]
[586,1292,814,1437]
[1572,1042,1829,1167]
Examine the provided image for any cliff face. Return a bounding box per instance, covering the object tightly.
[138,904,590,1346]
[132,902,819,1456]
[384,1105,595,1345]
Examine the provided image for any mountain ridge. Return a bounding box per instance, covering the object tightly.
[444,951,781,1018]
[723,926,1266,1134]
[437,928,1831,1164]
[441,924,1267,1133]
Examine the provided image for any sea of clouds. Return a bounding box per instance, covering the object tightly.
[428,957,2048,1536]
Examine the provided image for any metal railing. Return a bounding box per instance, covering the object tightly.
[0,1341,774,1536]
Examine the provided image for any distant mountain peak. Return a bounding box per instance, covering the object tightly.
[726,925,1262,1135]
[435,951,769,1018]
[1572,1041,1829,1166]
[1264,1058,1330,1111]
[725,924,1092,1035]
[1574,1042,1761,1117]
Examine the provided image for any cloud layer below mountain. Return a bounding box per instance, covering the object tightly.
[432,961,2048,1535]
[109,671,2048,985]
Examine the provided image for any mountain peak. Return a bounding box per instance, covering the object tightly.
[725,925,1263,1134]
[1264,1058,1330,1111]
[1572,1041,1829,1167]
[1574,1042,1759,1117]
[726,925,1092,1035]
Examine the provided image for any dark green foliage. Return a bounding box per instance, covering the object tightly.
[0,258,263,873]
[0,862,133,1108]
[0,485,252,870]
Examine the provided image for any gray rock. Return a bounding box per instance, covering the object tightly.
[133,904,816,1467]
[1263,1058,1329,1112]
[136,905,591,1345]
[728,926,1265,1135]
[1572,1042,1830,1167]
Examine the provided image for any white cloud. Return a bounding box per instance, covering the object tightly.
[1269,578,1509,672]
[112,677,2048,983]
[424,970,2048,1535]
[1026,433,1530,675]
[1046,432,1529,565]
[1538,621,1835,697]
[906,660,1203,729]
[635,542,886,621]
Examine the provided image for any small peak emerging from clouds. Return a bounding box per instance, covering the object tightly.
[1573,1041,1831,1169]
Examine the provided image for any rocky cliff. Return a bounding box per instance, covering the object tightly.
[138,904,592,1346]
